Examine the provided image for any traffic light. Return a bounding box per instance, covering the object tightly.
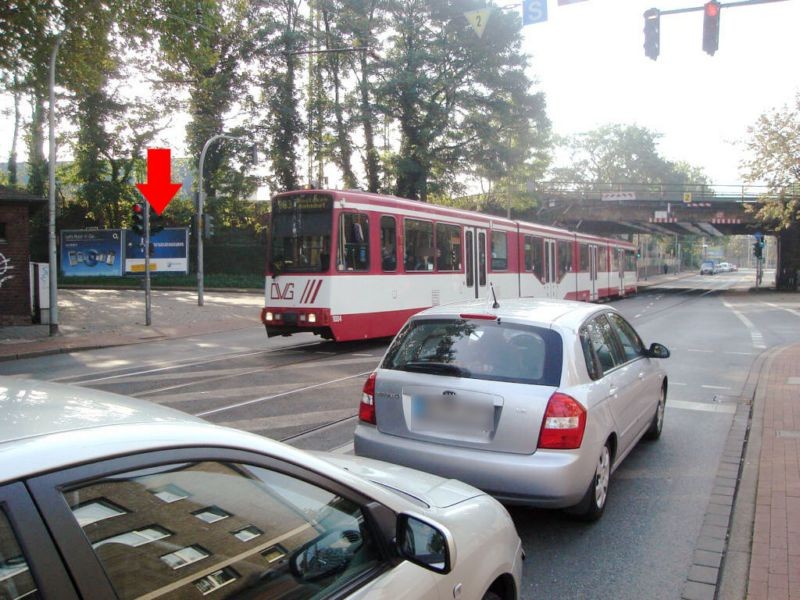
[204,213,215,238]
[703,1,721,56]
[643,8,660,61]
[753,241,763,259]
[132,202,145,236]
[149,207,164,235]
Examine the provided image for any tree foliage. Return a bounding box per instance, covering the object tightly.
[740,93,800,231]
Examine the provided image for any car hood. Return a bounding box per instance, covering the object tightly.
[314,452,484,509]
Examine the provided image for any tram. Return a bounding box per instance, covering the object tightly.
[261,189,637,341]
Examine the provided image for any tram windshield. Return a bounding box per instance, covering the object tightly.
[270,194,333,273]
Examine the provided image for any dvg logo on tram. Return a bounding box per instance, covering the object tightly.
[270,282,294,300]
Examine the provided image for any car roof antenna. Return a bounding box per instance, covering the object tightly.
[489,283,500,309]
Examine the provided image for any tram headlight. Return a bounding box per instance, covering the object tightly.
[308,313,317,323]
[265,311,274,321]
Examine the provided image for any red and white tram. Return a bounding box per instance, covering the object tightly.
[261,189,637,341]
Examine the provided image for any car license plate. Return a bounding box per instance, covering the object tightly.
[412,396,494,434]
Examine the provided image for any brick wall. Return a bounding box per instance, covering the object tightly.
[0,203,32,324]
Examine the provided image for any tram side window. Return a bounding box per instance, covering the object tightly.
[491,232,508,270]
[579,244,590,272]
[435,223,461,271]
[557,240,573,281]
[404,219,434,271]
[381,216,397,271]
[525,236,544,282]
[338,213,369,271]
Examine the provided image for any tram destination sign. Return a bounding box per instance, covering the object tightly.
[274,194,332,212]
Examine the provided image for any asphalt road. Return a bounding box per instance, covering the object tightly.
[3,269,799,599]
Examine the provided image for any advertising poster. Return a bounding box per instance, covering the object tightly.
[60,230,124,277]
[125,228,189,274]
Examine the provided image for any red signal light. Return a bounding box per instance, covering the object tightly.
[133,203,143,213]
[704,2,719,17]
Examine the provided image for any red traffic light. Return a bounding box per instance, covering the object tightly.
[133,203,144,213]
[704,2,719,17]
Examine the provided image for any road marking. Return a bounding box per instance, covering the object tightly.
[687,349,713,353]
[724,351,755,356]
[634,313,642,319]
[671,382,687,386]
[723,300,767,350]
[701,385,731,390]
[194,371,373,418]
[765,302,800,319]
[667,399,737,414]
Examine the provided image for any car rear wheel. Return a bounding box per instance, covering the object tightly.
[644,384,666,441]
[567,441,611,522]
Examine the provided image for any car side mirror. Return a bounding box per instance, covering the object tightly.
[647,342,670,359]
[396,513,454,574]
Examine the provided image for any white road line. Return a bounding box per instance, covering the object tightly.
[765,302,800,319]
[667,399,737,414]
[634,314,642,319]
[724,351,755,356]
[194,371,373,418]
[723,300,767,349]
[701,385,731,390]
[670,382,687,386]
[687,349,713,353]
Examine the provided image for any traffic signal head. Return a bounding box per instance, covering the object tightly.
[753,241,763,259]
[204,213,215,238]
[149,206,164,235]
[643,8,660,61]
[703,1,720,56]
[132,202,145,236]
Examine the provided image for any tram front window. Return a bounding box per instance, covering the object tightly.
[270,194,332,273]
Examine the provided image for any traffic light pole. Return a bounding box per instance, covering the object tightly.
[144,201,152,326]
[658,0,787,16]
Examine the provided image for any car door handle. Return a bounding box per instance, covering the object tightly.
[609,386,618,397]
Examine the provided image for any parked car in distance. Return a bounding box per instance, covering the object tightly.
[354,298,670,521]
[700,261,717,275]
[0,377,522,600]
[718,262,731,272]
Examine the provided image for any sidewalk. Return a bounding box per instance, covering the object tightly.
[0,288,265,361]
[741,344,800,599]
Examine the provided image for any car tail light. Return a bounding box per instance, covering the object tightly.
[538,392,586,450]
[359,372,377,424]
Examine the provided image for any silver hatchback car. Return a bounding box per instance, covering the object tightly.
[354,298,670,521]
[0,377,522,600]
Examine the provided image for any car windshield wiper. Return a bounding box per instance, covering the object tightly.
[398,361,471,377]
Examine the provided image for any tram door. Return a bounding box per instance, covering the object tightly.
[589,245,599,300]
[617,248,626,296]
[464,227,488,299]
[544,239,557,298]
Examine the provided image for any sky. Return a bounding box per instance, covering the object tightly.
[1,0,798,191]
[517,0,800,187]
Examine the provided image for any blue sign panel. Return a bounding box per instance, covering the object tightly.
[60,229,124,277]
[523,0,548,25]
[125,228,189,274]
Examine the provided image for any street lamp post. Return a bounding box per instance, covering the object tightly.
[197,134,245,306]
[47,34,63,335]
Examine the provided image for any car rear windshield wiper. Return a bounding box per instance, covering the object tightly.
[397,361,471,377]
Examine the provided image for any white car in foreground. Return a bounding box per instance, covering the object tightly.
[0,377,522,600]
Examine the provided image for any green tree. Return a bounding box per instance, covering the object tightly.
[740,93,800,231]
[550,124,706,187]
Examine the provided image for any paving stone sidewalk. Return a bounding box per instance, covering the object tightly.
[0,288,265,360]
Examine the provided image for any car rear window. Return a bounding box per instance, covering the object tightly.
[382,318,562,386]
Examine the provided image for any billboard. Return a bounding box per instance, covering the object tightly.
[125,228,189,274]
[60,229,124,277]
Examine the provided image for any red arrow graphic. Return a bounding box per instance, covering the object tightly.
[136,148,181,215]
